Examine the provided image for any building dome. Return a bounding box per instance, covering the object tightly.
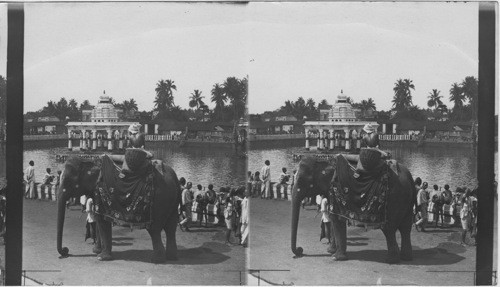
[91,93,119,122]
[329,91,357,122]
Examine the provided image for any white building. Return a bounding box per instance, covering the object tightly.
[66,93,139,151]
[303,91,378,150]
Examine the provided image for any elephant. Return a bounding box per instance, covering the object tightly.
[56,155,182,263]
[291,155,417,264]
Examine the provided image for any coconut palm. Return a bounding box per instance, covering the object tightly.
[68,99,80,120]
[118,99,138,118]
[306,98,316,111]
[449,83,464,109]
[154,79,177,112]
[449,82,465,120]
[189,90,205,121]
[461,76,478,121]
[79,100,94,111]
[211,83,226,120]
[427,89,443,110]
[189,90,205,110]
[360,98,376,111]
[223,76,247,121]
[392,78,415,111]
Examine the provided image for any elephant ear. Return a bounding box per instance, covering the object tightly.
[312,160,336,193]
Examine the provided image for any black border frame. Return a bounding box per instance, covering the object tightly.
[5,3,24,286]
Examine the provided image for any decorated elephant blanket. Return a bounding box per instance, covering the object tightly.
[329,154,390,224]
[94,155,154,229]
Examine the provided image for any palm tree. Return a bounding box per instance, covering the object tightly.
[189,90,205,110]
[211,83,226,121]
[360,98,376,111]
[125,98,138,112]
[449,83,465,120]
[79,100,94,111]
[392,78,415,111]
[118,99,138,118]
[294,97,307,119]
[449,83,464,109]
[223,77,247,121]
[427,89,443,110]
[306,98,316,111]
[154,79,177,112]
[357,98,376,117]
[68,99,79,120]
[461,76,478,121]
[189,90,205,121]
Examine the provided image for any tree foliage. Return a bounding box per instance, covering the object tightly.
[154,79,177,112]
[427,89,443,110]
[392,78,415,111]
[211,83,227,121]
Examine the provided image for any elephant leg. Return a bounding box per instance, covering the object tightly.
[164,213,178,261]
[326,221,337,254]
[381,227,400,264]
[97,220,113,261]
[399,213,413,261]
[331,217,347,261]
[148,227,166,264]
[92,222,102,254]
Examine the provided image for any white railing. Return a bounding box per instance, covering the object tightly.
[23,134,67,141]
[379,134,414,141]
[145,134,187,141]
[248,134,304,141]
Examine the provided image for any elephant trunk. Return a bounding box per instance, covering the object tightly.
[291,184,306,256]
[57,186,70,257]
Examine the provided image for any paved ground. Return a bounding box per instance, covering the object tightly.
[12,199,245,285]
[248,198,495,286]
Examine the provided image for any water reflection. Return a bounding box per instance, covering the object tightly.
[248,146,479,190]
[18,146,246,189]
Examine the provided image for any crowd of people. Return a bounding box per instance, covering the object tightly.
[413,177,478,244]
[245,160,297,200]
[23,160,62,200]
[177,177,249,247]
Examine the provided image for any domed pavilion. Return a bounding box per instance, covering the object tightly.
[303,91,379,150]
[66,92,139,151]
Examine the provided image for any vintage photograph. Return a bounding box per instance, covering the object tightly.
[0,1,497,286]
[2,2,248,285]
[245,2,495,285]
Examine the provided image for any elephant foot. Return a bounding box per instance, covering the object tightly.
[151,255,166,264]
[97,253,113,261]
[332,253,348,261]
[400,253,413,261]
[385,256,400,264]
[326,246,337,254]
[92,247,102,254]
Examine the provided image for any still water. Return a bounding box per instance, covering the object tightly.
[18,146,247,189]
[249,146,481,190]
[0,145,489,191]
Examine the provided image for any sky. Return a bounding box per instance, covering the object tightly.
[21,2,248,112]
[246,2,479,113]
[0,2,483,114]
